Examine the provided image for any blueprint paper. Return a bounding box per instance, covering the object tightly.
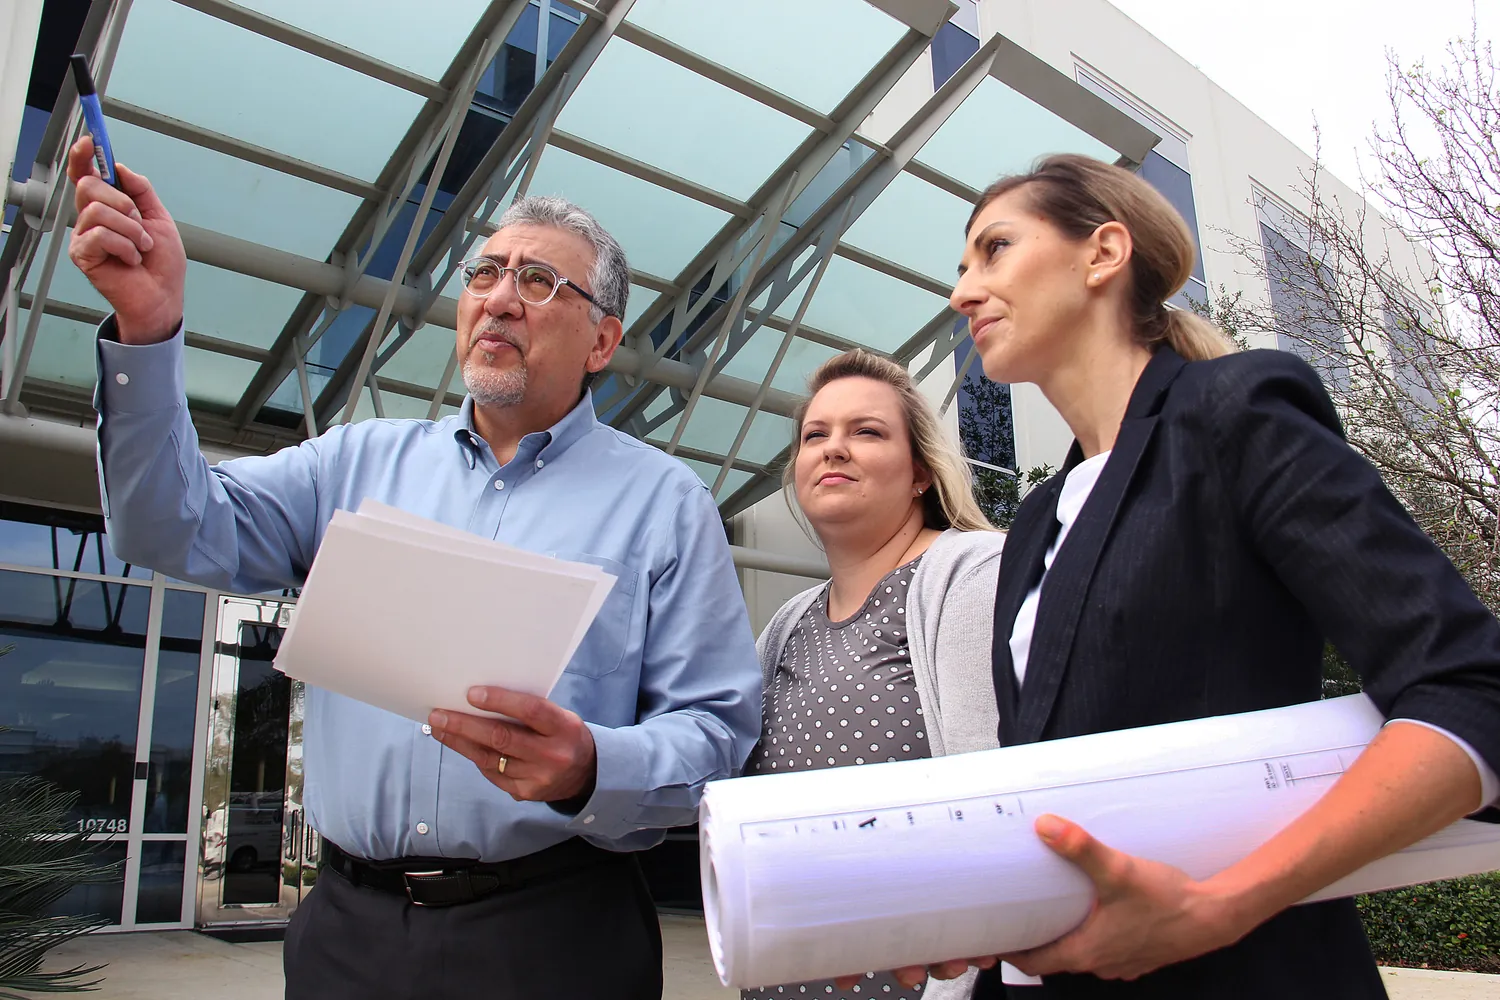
[273,500,615,723]
[700,695,1500,988]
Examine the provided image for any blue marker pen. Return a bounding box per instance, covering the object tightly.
[69,54,119,188]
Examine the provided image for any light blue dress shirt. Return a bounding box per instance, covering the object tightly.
[94,326,762,862]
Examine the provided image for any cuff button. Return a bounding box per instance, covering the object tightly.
[115,372,130,385]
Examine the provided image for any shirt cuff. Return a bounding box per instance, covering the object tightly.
[1387,718,1500,811]
[94,316,186,414]
[560,722,649,839]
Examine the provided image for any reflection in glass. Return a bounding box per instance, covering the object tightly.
[145,590,206,834]
[45,843,128,926]
[0,571,147,829]
[136,841,188,924]
[0,501,149,579]
[222,623,291,905]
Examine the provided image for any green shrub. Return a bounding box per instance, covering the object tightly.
[1357,872,1500,973]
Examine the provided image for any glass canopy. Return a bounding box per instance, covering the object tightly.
[2,0,1158,516]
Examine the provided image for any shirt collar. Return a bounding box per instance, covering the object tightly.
[453,390,599,464]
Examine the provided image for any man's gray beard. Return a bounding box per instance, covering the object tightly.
[462,351,527,407]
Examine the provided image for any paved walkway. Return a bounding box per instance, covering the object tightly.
[44,920,1500,999]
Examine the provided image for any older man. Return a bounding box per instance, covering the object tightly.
[65,136,761,1000]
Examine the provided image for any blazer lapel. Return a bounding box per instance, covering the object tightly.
[1012,347,1190,744]
[991,475,1065,743]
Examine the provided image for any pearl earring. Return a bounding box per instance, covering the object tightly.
[1091,272,1100,284]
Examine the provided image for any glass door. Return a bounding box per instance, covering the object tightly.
[197,597,320,927]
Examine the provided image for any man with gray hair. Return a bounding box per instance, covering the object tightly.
[64,136,762,999]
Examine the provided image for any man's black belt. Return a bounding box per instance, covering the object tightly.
[322,837,621,907]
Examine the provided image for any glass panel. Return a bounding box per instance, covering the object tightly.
[144,590,206,835]
[13,308,97,393]
[0,503,151,579]
[109,0,427,181]
[623,284,661,332]
[46,842,128,926]
[222,622,290,905]
[623,0,906,114]
[647,396,792,465]
[553,38,813,200]
[235,0,492,80]
[910,76,1121,191]
[25,236,303,352]
[135,841,188,924]
[516,145,733,278]
[768,255,951,354]
[184,348,262,410]
[842,171,971,284]
[101,117,364,260]
[353,385,442,423]
[0,571,148,831]
[680,459,753,502]
[716,329,841,396]
[380,325,456,391]
[931,20,980,90]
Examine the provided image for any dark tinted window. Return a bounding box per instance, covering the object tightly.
[0,571,149,829]
[931,21,980,89]
[1261,224,1349,391]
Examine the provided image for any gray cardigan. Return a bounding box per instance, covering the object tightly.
[754,529,1007,1000]
[756,528,1006,757]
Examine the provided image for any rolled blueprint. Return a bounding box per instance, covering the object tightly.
[699,695,1500,989]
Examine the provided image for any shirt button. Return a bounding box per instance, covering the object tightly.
[494,480,504,491]
[416,822,430,835]
[115,372,129,385]
[535,459,544,469]
[421,724,432,735]
[582,814,595,825]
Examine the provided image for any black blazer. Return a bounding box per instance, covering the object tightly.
[980,346,1500,999]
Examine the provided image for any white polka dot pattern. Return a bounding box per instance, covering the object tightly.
[741,559,928,1000]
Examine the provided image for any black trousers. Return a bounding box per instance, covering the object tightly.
[283,846,663,1000]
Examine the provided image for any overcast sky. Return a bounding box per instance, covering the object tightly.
[1103,0,1496,192]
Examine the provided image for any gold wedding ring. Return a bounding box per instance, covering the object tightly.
[496,755,509,775]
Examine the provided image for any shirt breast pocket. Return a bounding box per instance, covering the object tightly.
[547,550,640,679]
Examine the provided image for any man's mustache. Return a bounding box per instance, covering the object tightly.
[470,322,523,353]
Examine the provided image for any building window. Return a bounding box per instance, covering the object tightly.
[1075,67,1206,308]
[1256,198,1350,392]
[931,1,980,89]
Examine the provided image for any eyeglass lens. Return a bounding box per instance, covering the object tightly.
[461,261,560,303]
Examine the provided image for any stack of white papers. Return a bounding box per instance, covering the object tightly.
[273,500,615,723]
[700,695,1500,989]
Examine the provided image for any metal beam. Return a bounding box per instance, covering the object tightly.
[332,9,520,426]
[102,98,382,200]
[15,293,272,363]
[548,130,751,218]
[226,1,527,429]
[608,24,937,431]
[613,20,834,133]
[833,242,952,298]
[2,0,133,415]
[728,544,827,580]
[169,0,448,101]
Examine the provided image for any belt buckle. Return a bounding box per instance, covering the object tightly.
[402,869,461,907]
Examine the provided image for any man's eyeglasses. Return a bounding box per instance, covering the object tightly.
[458,257,601,311]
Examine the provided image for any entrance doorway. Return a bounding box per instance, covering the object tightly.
[197,597,319,928]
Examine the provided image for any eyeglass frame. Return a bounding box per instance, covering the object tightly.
[457,255,606,313]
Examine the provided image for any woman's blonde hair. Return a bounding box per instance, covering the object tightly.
[968,153,1236,362]
[782,349,995,533]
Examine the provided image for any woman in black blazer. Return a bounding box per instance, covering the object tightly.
[902,154,1500,999]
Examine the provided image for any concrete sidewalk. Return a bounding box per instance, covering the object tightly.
[44,919,1500,999]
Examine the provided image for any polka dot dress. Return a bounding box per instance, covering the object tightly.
[741,558,927,1000]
